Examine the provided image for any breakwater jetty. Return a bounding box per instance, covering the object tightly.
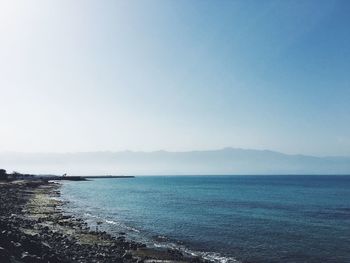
[58,175,135,181]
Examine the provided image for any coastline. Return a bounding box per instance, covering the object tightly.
[0,180,205,263]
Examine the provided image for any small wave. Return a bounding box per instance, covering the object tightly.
[198,252,240,263]
[104,219,140,233]
[81,213,141,233]
[84,212,99,218]
[152,240,240,263]
[153,235,168,242]
[105,219,120,225]
[180,248,240,263]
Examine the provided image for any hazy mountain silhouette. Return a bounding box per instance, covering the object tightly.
[1,148,349,175]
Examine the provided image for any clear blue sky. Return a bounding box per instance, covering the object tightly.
[0,0,349,156]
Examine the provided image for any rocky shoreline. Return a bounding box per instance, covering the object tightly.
[0,180,206,263]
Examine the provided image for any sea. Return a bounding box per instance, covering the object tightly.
[59,175,350,263]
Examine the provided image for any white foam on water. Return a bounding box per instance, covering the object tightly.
[198,252,240,263]
[152,240,240,263]
[105,219,140,233]
[84,212,98,218]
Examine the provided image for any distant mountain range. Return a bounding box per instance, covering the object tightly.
[1,148,350,175]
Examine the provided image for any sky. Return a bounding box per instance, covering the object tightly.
[0,0,349,156]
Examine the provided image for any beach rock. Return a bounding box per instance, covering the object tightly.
[123,252,133,259]
[129,242,138,250]
[21,252,42,263]
[41,241,51,250]
[23,240,42,255]
[11,241,22,248]
[45,253,62,262]
[0,247,10,263]
[167,248,183,259]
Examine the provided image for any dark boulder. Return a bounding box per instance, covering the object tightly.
[21,252,42,263]
[0,247,10,263]
[123,252,133,259]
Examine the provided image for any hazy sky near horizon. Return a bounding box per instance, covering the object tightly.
[0,0,350,156]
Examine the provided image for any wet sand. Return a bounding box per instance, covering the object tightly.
[0,180,205,263]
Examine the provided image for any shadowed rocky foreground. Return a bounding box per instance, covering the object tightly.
[0,180,205,263]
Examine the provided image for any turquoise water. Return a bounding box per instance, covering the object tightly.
[60,176,350,263]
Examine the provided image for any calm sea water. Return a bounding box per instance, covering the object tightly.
[60,176,350,263]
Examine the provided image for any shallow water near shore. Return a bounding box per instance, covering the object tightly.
[59,175,350,263]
